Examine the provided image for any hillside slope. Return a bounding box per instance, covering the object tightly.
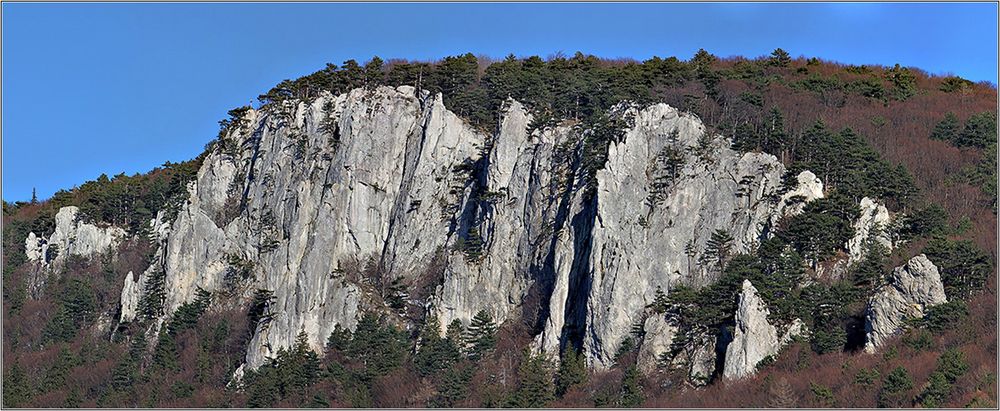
[3,50,995,408]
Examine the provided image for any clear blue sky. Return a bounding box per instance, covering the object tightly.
[3,2,997,202]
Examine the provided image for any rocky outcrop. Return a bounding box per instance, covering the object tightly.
[25,206,126,265]
[865,254,946,352]
[773,170,824,222]
[119,271,143,323]
[24,206,127,297]
[722,280,804,380]
[637,314,678,374]
[680,335,717,385]
[575,105,822,369]
[107,86,823,375]
[847,197,892,263]
[723,280,780,380]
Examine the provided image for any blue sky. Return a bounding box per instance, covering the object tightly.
[3,2,997,202]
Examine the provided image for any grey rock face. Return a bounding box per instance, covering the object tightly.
[723,280,780,380]
[109,88,822,375]
[578,104,814,369]
[24,206,127,297]
[636,314,678,374]
[865,254,946,352]
[684,336,717,385]
[847,197,892,263]
[25,206,126,265]
[772,170,824,225]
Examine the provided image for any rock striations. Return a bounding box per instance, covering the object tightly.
[864,254,947,352]
[722,280,805,380]
[24,206,127,297]
[29,86,836,379]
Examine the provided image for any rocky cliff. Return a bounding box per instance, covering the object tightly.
[24,206,127,297]
[722,280,804,380]
[864,254,947,352]
[25,86,833,377]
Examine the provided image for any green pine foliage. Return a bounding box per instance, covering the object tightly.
[919,301,969,333]
[42,277,98,344]
[414,315,461,376]
[465,310,497,360]
[431,363,475,407]
[922,238,992,299]
[138,269,167,321]
[918,349,969,407]
[956,112,997,149]
[244,330,322,408]
[556,346,588,396]
[508,352,556,408]
[878,366,914,407]
[930,112,961,143]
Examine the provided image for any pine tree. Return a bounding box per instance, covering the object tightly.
[651,286,669,314]
[151,329,179,371]
[415,315,461,376]
[326,324,351,352]
[957,111,997,148]
[288,330,321,389]
[702,229,734,269]
[556,346,587,396]
[930,112,960,143]
[139,269,167,321]
[465,310,497,360]
[3,362,31,407]
[510,352,555,407]
[619,366,644,407]
[878,366,914,407]
[769,48,792,67]
[431,364,474,407]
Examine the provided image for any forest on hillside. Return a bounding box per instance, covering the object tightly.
[2,49,996,408]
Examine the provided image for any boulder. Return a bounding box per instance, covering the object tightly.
[864,254,947,352]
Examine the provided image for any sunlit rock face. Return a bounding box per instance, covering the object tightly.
[108,86,823,376]
[865,254,947,352]
[24,206,127,297]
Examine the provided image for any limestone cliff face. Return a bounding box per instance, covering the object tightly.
[91,86,826,374]
[568,105,815,369]
[848,197,893,263]
[722,280,804,380]
[865,254,946,352]
[24,206,127,297]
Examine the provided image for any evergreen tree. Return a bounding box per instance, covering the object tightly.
[139,270,167,321]
[446,319,467,352]
[363,56,385,88]
[650,286,669,314]
[923,238,992,298]
[878,366,914,407]
[431,363,474,407]
[930,112,960,144]
[556,346,587,396]
[151,329,180,371]
[167,287,211,334]
[619,366,644,407]
[768,48,792,67]
[509,352,555,407]
[957,112,997,149]
[701,229,734,269]
[3,362,31,407]
[465,310,497,360]
[886,64,917,101]
[415,315,461,376]
[346,312,409,379]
